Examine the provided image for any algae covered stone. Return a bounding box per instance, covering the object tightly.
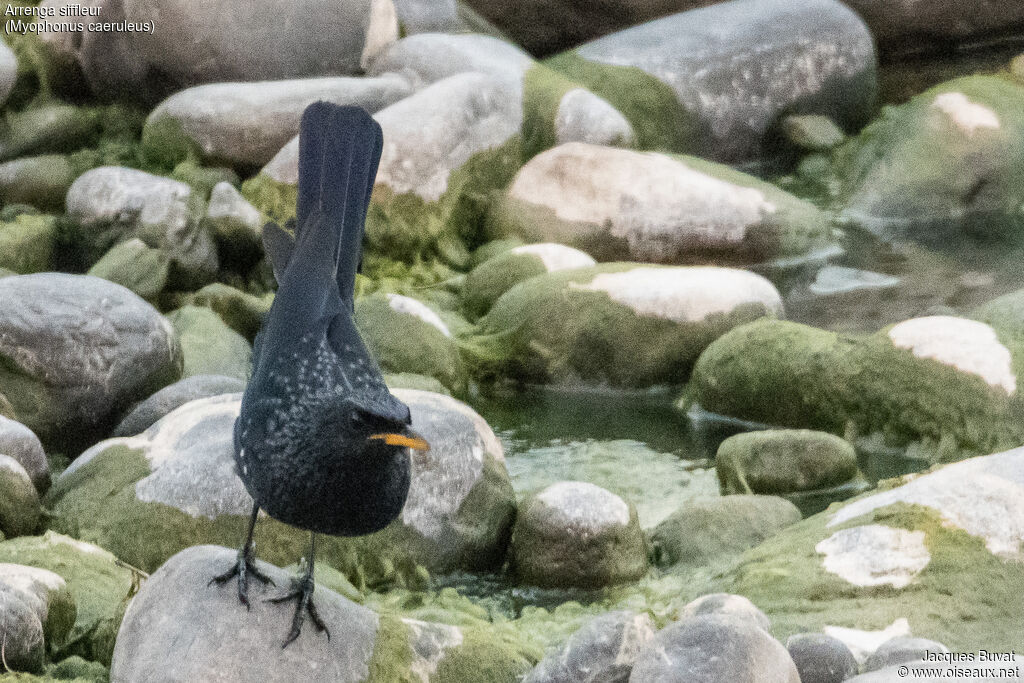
[545,0,876,161]
[0,213,56,274]
[714,446,1024,649]
[0,563,76,646]
[86,238,170,300]
[833,76,1024,241]
[716,430,859,495]
[0,454,41,537]
[510,481,647,588]
[0,273,182,450]
[0,415,49,493]
[490,143,833,264]
[186,283,274,340]
[0,586,44,672]
[166,305,253,381]
[467,263,783,387]
[461,243,595,318]
[0,104,100,162]
[649,495,801,569]
[684,316,1024,464]
[355,293,468,395]
[0,155,76,211]
[0,532,136,665]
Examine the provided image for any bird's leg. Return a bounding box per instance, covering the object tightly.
[267,532,330,648]
[209,501,274,608]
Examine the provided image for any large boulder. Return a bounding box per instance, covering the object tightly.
[510,481,647,588]
[74,0,400,102]
[251,71,522,260]
[832,76,1024,242]
[65,166,218,288]
[544,0,876,161]
[0,273,182,451]
[489,142,833,264]
[46,390,515,583]
[466,263,783,387]
[629,614,800,682]
[0,532,136,665]
[714,446,1024,649]
[111,545,533,683]
[143,74,413,169]
[684,316,1024,468]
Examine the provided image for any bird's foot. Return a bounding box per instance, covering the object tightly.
[266,570,330,648]
[208,544,275,609]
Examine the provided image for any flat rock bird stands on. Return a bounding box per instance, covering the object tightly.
[211,103,430,646]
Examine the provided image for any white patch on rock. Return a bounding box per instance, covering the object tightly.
[394,389,504,463]
[205,182,263,234]
[931,93,1000,136]
[887,316,1016,394]
[536,481,631,529]
[0,564,66,593]
[828,447,1024,558]
[401,618,464,682]
[555,88,636,148]
[386,294,451,337]
[507,143,778,258]
[816,525,930,588]
[569,266,783,323]
[510,243,596,272]
[824,618,911,665]
[360,0,399,69]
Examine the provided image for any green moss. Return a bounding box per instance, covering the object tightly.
[716,429,859,495]
[432,626,534,683]
[240,173,298,225]
[0,532,134,666]
[169,162,239,199]
[166,305,252,381]
[86,239,169,300]
[365,614,416,682]
[521,65,577,160]
[684,319,1024,460]
[139,116,201,171]
[463,263,779,387]
[722,502,1024,649]
[543,51,700,153]
[0,104,101,162]
[0,213,56,273]
[186,283,273,341]
[384,373,451,396]
[461,252,547,320]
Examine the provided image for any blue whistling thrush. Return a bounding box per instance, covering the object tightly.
[210,102,430,647]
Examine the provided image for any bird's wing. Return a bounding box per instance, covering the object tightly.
[326,312,412,424]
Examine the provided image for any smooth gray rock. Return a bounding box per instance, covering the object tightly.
[524,611,656,683]
[0,454,40,537]
[648,495,801,568]
[555,88,635,147]
[367,32,534,87]
[112,374,246,437]
[573,0,876,161]
[0,38,15,106]
[0,586,44,672]
[629,615,800,683]
[145,74,413,167]
[0,415,49,494]
[66,166,217,288]
[77,0,400,102]
[786,633,859,683]
[511,481,647,588]
[110,545,381,682]
[0,273,182,450]
[679,593,769,631]
[864,637,950,672]
[204,182,264,254]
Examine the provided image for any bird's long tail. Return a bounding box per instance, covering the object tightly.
[292,102,383,307]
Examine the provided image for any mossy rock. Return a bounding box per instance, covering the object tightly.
[0,104,101,162]
[86,239,169,301]
[683,316,1024,464]
[166,305,252,381]
[0,214,56,274]
[489,143,833,265]
[0,454,41,537]
[355,293,468,395]
[0,532,135,666]
[461,243,595,319]
[0,155,75,212]
[716,430,859,495]
[832,75,1024,241]
[465,263,783,387]
[711,447,1024,650]
[185,283,273,341]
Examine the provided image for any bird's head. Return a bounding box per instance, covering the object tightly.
[334,400,430,463]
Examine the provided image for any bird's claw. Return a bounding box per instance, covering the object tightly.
[209,545,274,609]
[266,573,330,647]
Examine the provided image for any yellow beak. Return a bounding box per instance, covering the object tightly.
[368,432,431,451]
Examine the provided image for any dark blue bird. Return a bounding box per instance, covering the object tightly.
[211,102,430,647]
